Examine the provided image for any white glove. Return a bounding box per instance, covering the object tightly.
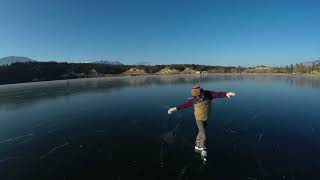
[226,92,236,98]
[168,107,177,114]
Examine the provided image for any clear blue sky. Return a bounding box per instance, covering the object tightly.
[0,0,319,66]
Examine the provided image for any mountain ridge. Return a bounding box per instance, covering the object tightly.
[92,60,123,65]
[301,59,320,66]
[0,56,37,65]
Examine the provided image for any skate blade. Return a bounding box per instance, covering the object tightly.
[201,156,207,164]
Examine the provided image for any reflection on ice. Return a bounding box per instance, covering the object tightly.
[177,163,190,180]
[160,115,182,145]
[258,133,263,143]
[3,74,319,110]
[160,142,164,167]
[161,131,177,144]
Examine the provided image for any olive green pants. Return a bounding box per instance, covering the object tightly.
[196,120,207,148]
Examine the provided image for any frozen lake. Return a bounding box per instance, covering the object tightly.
[0,74,320,179]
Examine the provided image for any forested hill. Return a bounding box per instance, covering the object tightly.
[0,61,319,85]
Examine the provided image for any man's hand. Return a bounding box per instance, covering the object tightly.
[226,92,236,98]
[168,107,177,114]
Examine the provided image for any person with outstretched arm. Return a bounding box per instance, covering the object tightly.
[167,86,236,162]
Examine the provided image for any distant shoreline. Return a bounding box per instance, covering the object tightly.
[1,61,319,85]
[1,72,320,87]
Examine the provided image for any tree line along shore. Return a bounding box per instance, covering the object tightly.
[0,62,319,85]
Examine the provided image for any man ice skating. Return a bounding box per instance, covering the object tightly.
[167,86,236,162]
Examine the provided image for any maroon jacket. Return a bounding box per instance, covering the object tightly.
[177,90,227,110]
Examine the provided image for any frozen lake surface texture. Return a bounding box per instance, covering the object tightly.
[0,74,320,180]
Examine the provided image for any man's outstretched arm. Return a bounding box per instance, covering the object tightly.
[168,98,194,114]
[210,91,236,98]
[177,98,194,110]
